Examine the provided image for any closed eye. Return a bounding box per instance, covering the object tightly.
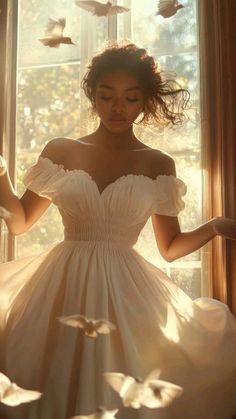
[100,96,140,102]
[126,98,139,102]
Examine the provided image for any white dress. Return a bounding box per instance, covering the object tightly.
[0,156,236,419]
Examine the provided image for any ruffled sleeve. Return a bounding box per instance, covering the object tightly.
[154,175,187,216]
[23,156,65,200]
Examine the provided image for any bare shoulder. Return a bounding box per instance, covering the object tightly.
[40,137,75,163]
[146,148,176,177]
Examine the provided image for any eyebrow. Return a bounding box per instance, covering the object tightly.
[97,84,142,92]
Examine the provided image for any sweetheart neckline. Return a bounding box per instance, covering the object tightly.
[38,155,178,197]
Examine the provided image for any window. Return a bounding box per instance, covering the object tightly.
[6,0,203,298]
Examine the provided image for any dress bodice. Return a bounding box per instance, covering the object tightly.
[23,156,186,247]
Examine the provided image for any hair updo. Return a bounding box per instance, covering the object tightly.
[82,42,190,127]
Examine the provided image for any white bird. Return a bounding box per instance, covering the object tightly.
[38,18,75,48]
[0,372,42,406]
[70,406,119,419]
[104,369,183,409]
[58,314,116,338]
[0,207,12,220]
[155,0,184,18]
[75,1,130,17]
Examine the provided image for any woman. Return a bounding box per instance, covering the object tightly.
[0,42,236,419]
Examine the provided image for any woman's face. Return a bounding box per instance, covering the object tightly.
[94,71,144,133]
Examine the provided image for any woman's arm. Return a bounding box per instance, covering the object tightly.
[151,154,236,262]
[151,214,236,262]
[0,138,66,236]
[0,167,51,236]
[0,138,67,235]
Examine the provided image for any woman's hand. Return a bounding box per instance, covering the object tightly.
[0,155,7,176]
[212,216,236,240]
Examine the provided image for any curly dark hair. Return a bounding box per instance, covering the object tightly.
[82,42,190,127]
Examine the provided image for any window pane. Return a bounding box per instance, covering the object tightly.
[19,2,79,68]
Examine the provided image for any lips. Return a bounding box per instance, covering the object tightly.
[109,115,126,122]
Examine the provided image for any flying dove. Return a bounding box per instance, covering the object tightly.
[155,0,184,18]
[58,314,116,338]
[104,369,183,409]
[0,372,42,406]
[75,1,129,16]
[39,18,75,48]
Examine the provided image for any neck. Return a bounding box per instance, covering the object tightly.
[93,122,138,151]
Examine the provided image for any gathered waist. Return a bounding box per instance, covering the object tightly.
[62,240,134,251]
[63,227,135,248]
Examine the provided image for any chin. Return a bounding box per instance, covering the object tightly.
[104,122,132,134]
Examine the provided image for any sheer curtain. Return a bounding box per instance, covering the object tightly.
[198,0,236,313]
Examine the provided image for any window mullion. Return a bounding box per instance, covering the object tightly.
[122,0,132,40]
[108,0,118,40]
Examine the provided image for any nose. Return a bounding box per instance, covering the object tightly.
[111,97,125,112]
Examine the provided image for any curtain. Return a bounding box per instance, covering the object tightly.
[198,0,236,313]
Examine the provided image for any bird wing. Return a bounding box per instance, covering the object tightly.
[107,408,119,418]
[38,38,61,47]
[157,0,175,9]
[139,370,163,408]
[148,379,183,407]
[75,0,102,13]
[104,372,135,397]
[104,372,126,393]
[72,315,89,328]
[144,368,161,384]
[95,319,116,334]
[0,373,12,386]
[0,373,11,399]
[157,0,174,12]
[2,383,42,406]
[108,6,130,15]
[95,408,119,418]
[58,315,88,328]
[139,383,163,408]
[44,18,65,38]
